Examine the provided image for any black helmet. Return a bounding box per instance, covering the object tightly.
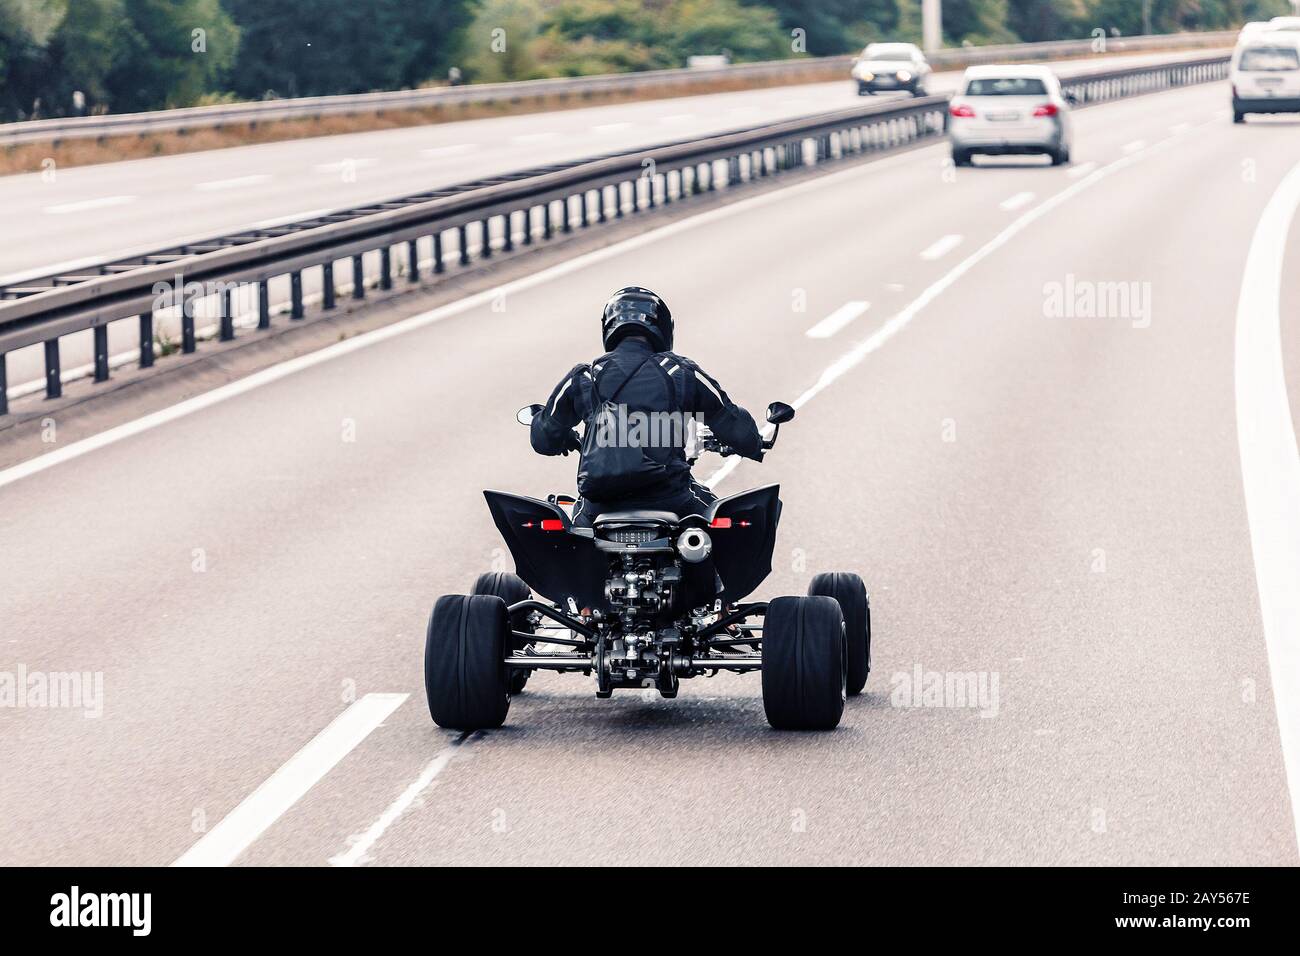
[601,287,673,352]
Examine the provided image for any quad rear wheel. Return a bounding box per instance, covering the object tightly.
[425,594,511,730]
[472,572,532,694]
[808,572,871,695]
[761,596,846,730]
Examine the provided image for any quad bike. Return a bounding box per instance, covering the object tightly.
[424,401,872,731]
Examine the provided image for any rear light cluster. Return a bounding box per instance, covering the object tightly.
[709,517,752,528]
[949,104,976,118]
[522,519,565,531]
[1033,102,1059,117]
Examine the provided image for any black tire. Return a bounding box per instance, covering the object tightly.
[953,149,973,167]
[425,594,511,730]
[1049,145,1069,166]
[1233,110,1245,124]
[472,572,531,694]
[761,596,846,730]
[809,572,871,696]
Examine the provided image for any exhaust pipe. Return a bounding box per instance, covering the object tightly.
[676,528,712,563]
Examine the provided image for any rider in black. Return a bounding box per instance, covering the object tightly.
[531,287,764,527]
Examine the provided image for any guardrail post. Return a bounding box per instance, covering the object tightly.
[0,353,7,415]
[323,263,336,309]
[44,339,61,399]
[481,221,492,259]
[597,190,608,223]
[458,225,471,264]
[503,214,515,250]
[408,239,421,281]
[290,270,305,318]
[139,313,154,368]
[221,288,236,339]
[434,233,445,273]
[543,201,553,238]
[180,288,197,354]
[352,256,365,299]
[380,247,393,289]
[581,192,592,225]
[615,185,625,218]
[93,325,110,382]
[563,196,574,232]
[523,207,534,243]
[259,280,271,327]
[646,176,656,209]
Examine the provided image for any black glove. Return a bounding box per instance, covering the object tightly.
[561,429,582,455]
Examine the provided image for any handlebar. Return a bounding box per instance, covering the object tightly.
[699,434,739,458]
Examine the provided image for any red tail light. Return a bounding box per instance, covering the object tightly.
[710,517,732,529]
[540,519,564,531]
[1033,103,1059,117]
[950,104,976,118]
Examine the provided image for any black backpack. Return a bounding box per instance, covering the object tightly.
[576,357,673,499]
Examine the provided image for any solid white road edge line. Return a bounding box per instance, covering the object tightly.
[0,134,950,491]
[1233,158,1300,855]
[171,693,408,867]
[329,748,457,867]
[701,120,1211,491]
[805,301,870,339]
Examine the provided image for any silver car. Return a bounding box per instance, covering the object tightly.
[851,42,932,97]
[947,65,1074,167]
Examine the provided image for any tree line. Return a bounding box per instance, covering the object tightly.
[0,0,1289,121]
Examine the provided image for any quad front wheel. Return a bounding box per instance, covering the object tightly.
[761,596,846,730]
[425,594,511,730]
[809,572,871,695]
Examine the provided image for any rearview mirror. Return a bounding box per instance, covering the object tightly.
[516,403,543,426]
[766,401,795,425]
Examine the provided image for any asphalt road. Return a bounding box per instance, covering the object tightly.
[0,48,1230,403]
[1,77,1298,865]
[0,48,1217,283]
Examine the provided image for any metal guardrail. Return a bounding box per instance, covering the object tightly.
[0,52,1230,416]
[0,31,1237,147]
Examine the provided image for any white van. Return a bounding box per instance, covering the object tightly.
[1232,33,1300,123]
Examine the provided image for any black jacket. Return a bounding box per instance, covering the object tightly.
[531,335,763,502]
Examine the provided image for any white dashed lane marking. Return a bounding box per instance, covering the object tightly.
[44,195,137,215]
[195,175,271,192]
[806,301,871,339]
[920,234,963,261]
[171,693,409,867]
[999,192,1035,211]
